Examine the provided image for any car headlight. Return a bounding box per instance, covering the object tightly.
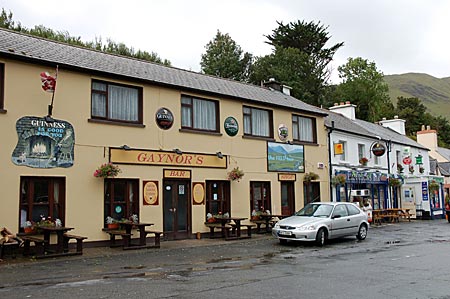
[299,224,316,231]
[274,223,280,228]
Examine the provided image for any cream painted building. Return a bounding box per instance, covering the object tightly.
[0,29,330,243]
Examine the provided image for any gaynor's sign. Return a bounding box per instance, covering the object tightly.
[12,116,75,168]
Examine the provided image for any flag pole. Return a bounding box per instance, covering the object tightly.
[47,65,59,118]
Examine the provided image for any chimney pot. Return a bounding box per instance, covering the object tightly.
[382,117,386,120]
[345,101,350,104]
[394,115,398,119]
[334,103,338,106]
[339,102,344,105]
[421,125,425,130]
[427,125,431,130]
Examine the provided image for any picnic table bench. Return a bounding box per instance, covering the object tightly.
[63,233,88,254]
[0,240,20,259]
[103,229,132,248]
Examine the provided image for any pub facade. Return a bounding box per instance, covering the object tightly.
[0,28,330,243]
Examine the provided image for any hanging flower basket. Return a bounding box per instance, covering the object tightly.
[397,164,404,174]
[94,163,121,178]
[409,165,414,174]
[304,172,319,183]
[428,180,440,193]
[419,166,425,174]
[227,167,244,182]
[331,174,346,186]
[389,177,402,187]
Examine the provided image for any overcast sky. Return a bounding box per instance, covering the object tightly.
[1,0,449,83]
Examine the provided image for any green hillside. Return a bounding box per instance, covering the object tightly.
[384,73,450,119]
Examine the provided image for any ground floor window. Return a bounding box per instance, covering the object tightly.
[304,182,320,206]
[19,176,66,230]
[104,179,139,226]
[250,181,271,214]
[205,181,230,217]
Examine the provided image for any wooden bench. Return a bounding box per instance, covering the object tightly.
[21,235,47,256]
[103,230,132,248]
[250,220,270,233]
[229,223,256,238]
[204,222,232,238]
[0,241,19,259]
[141,230,163,248]
[63,233,88,254]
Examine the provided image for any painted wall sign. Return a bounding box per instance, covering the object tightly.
[155,107,174,130]
[12,116,75,168]
[192,182,205,205]
[278,124,288,141]
[110,148,227,168]
[164,169,191,179]
[224,116,239,136]
[267,142,304,173]
[422,182,429,201]
[278,173,296,181]
[143,181,159,205]
[334,143,344,155]
[371,142,386,157]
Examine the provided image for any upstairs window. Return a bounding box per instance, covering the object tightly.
[292,115,316,143]
[181,95,219,132]
[358,144,365,160]
[243,106,273,138]
[91,80,142,124]
[0,63,4,111]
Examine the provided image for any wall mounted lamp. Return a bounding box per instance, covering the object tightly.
[121,144,131,150]
[174,148,183,155]
[216,151,224,159]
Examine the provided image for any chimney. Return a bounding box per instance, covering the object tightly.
[417,125,438,150]
[329,101,356,120]
[378,115,406,135]
[263,78,292,96]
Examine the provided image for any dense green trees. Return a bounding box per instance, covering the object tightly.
[333,57,394,122]
[200,30,253,82]
[0,8,170,65]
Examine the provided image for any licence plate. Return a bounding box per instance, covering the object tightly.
[278,230,292,236]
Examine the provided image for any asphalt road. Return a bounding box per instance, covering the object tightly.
[1,220,450,299]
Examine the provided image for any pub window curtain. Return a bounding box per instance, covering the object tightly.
[193,99,216,130]
[251,109,269,136]
[298,117,313,142]
[108,85,138,121]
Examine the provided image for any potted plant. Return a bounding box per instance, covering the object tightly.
[419,166,425,174]
[409,165,414,174]
[94,163,121,178]
[445,194,450,210]
[227,167,244,182]
[397,164,404,174]
[359,157,369,166]
[428,180,440,193]
[389,177,402,187]
[23,221,36,234]
[106,216,119,229]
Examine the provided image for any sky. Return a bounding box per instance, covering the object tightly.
[1,0,449,83]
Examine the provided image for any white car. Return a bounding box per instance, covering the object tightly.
[272,202,369,246]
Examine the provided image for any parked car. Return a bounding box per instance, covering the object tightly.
[272,202,369,246]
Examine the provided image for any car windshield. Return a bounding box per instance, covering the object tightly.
[295,203,333,218]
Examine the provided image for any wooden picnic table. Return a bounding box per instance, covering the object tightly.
[256,214,289,233]
[212,217,253,240]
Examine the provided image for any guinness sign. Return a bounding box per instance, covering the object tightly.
[371,142,386,157]
[155,107,174,130]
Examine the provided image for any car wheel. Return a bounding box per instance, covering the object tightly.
[356,224,368,240]
[315,228,327,246]
[279,239,287,245]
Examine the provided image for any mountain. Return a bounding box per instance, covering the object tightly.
[384,73,450,119]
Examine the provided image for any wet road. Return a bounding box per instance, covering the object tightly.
[1,220,450,298]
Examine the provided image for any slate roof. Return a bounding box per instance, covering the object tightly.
[324,110,377,138]
[0,28,327,117]
[436,147,450,160]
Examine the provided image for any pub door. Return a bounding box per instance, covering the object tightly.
[281,181,295,216]
[163,179,191,240]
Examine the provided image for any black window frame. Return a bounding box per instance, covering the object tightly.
[292,114,317,144]
[104,178,139,227]
[250,181,272,214]
[243,106,274,138]
[90,79,143,125]
[0,63,5,112]
[180,94,220,133]
[205,180,231,218]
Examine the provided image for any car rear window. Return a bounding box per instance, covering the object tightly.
[346,204,362,216]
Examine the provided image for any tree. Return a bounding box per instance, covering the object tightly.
[0,8,170,66]
[251,20,343,106]
[200,30,253,82]
[395,97,428,136]
[334,57,393,122]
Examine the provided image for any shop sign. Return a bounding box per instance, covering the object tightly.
[155,107,174,130]
[278,173,296,181]
[403,156,412,165]
[164,169,191,178]
[143,181,158,205]
[224,116,239,136]
[371,142,386,157]
[278,124,288,141]
[415,155,423,165]
[422,182,429,201]
[110,148,227,168]
[12,116,75,168]
[334,143,344,155]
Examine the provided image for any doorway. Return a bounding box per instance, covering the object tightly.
[281,181,295,215]
[163,179,191,239]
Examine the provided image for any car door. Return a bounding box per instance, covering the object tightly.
[345,203,365,235]
[330,204,351,238]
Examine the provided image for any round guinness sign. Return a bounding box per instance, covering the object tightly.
[155,107,174,130]
[372,142,386,157]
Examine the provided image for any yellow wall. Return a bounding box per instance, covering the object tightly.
[1,59,330,242]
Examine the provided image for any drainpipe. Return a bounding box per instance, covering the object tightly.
[328,121,334,202]
[386,140,392,209]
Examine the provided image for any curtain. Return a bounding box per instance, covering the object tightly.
[298,117,313,142]
[108,85,138,121]
[194,99,216,130]
[252,109,269,136]
[91,82,107,117]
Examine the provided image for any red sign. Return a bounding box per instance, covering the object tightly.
[403,156,412,165]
